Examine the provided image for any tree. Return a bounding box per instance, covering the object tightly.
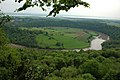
[60,66,78,78]
[81,60,100,79]
[0,12,11,26]
[82,73,96,80]
[1,0,89,16]
[0,28,8,48]
[102,70,120,80]
[0,11,10,48]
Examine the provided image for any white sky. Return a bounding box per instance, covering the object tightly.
[0,0,120,18]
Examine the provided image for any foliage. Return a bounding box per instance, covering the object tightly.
[14,0,89,16]
[1,0,89,16]
[4,26,42,48]
[0,12,11,26]
[0,28,8,48]
[0,11,10,48]
[0,47,120,80]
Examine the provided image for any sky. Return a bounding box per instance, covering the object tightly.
[0,0,120,19]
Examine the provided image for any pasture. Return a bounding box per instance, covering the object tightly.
[21,27,97,49]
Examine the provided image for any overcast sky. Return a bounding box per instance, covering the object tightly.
[0,0,120,18]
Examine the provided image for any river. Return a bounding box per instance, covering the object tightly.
[74,34,109,52]
[83,36,106,51]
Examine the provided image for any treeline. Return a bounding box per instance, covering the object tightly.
[0,47,120,80]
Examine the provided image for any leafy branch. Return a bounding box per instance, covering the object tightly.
[1,0,89,16]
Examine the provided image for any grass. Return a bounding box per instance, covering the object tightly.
[20,27,98,49]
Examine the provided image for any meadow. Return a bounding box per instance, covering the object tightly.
[21,27,97,49]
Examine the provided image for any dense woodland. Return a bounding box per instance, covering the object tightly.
[4,26,43,48]
[0,16,120,80]
[0,40,120,80]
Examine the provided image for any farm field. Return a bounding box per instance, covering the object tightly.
[21,27,98,49]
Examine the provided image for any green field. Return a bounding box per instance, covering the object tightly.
[21,27,97,49]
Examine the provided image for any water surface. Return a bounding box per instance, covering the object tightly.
[83,37,105,51]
